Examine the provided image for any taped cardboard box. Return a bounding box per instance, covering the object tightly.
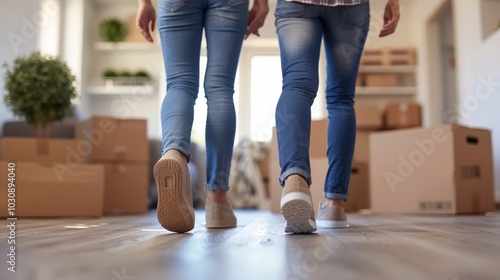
[0,137,79,165]
[370,125,494,214]
[355,104,383,130]
[98,162,149,215]
[364,73,398,87]
[384,102,421,129]
[0,161,105,217]
[76,116,148,163]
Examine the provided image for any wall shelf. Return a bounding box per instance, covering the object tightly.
[93,42,155,51]
[358,65,416,73]
[86,85,155,95]
[356,86,416,96]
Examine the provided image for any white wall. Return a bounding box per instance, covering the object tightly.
[406,0,500,201]
[452,0,500,201]
[364,0,416,49]
[0,0,41,135]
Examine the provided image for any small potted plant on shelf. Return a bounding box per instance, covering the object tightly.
[102,69,152,87]
[99,18,127,43]
[134,70,151,86]
[3,52,77,137]
[103,68,118,87]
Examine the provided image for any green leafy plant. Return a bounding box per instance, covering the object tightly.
[103,69,118,77]
[99,18,127,43]
[3,52,77,136]
[120,71,132,77]
[135,70,150,78]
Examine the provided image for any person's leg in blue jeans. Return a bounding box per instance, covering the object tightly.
[317,3,370,228]
[140,0,258,233]
[202,0,248,228]
[275,1,369,233]
[275,1,324,234]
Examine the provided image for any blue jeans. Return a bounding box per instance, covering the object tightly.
[274,1,369,199]
[158,0,248,191]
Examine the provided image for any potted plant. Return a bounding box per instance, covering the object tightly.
[135,70,151,79]
[3,52,77,137]
[99,18,127,43]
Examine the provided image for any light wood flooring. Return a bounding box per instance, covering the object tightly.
[2,210,500,280]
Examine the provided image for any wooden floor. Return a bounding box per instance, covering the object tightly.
[2,210,500,280]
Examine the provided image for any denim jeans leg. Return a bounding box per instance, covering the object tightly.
[322,3,370,199]
[158,0,204,161]
[274,1,323,186]
[203,0,248,191]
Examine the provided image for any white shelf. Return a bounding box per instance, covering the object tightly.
[94,42,155,51]
[356,86,416,96]
[87,85,155,95]
[358,65,416,73]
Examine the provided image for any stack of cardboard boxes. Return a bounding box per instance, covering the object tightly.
[369,101,494,214]
[0,116,150,217]
[76,116,149,215]
[267,101,496,216]
[0,136,105,217]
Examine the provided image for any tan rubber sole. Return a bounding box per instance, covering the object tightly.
[154,155,194,233]
[206,220,236,229]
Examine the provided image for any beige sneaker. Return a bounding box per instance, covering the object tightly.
[205,202,237,228]
[316,202,347,228]
[280,175,317,234]
[153,150,194,233]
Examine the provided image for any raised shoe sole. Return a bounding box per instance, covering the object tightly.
[316,219,347,228]
[154,154,194,233]
[281,192,317,234]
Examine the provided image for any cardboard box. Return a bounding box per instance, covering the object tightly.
[356,74,364,87]
[356,104,383,130]
[269,159,281,213]
[309,159,369,213]
[269,120,328,160]
[364,73,398,87]
[353,130,376,163]
[384,102,421,129]
[76,116,149,163]
[370,125,495,214]
[0,162,105,217]
[0,137,79,165]
[259,151,271,198]
[345,162,370,211]
[99,162,149,214]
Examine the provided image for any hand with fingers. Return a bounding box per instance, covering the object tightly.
[246,0,269,39]
[379,0,400,37]
[136,0,157,43]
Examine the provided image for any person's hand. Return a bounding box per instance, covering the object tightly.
[136,0,156,43]
[246,0,269,39]
[379,0,400,37]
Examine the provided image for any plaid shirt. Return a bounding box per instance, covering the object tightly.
[286,0,368,7]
